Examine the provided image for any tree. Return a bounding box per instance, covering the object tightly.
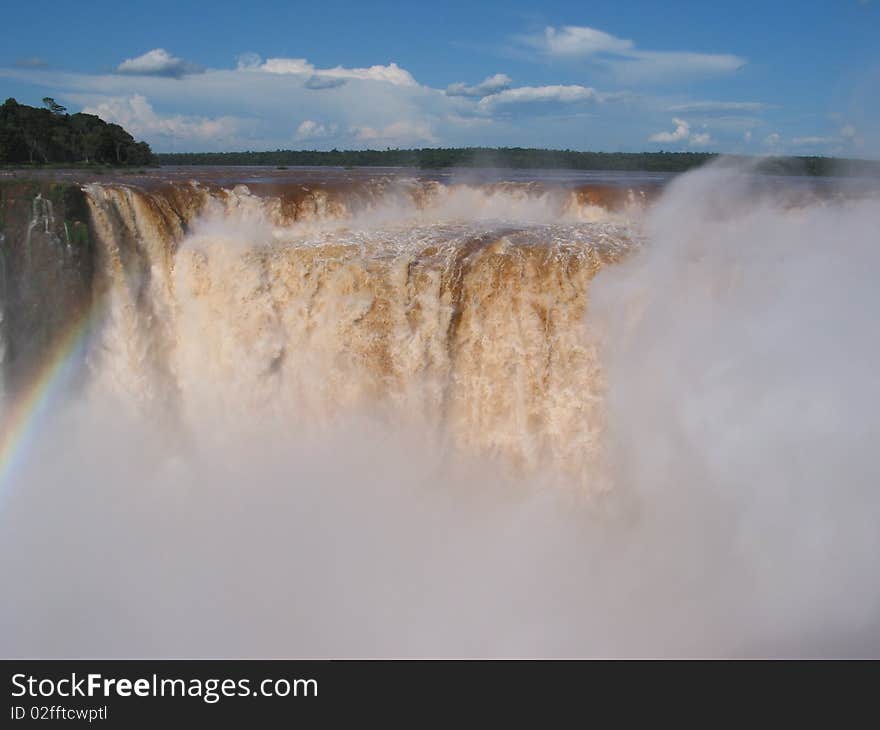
[0,100,155,166]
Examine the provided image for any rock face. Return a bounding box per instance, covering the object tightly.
[0,181,94,392]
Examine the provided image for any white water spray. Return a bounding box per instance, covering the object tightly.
[1,165,878,657]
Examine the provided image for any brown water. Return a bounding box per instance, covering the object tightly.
[2,163,878,657]
[77,170,651,479]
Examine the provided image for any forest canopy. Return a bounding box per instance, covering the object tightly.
[156,147,880,176]
[0,97,154,166]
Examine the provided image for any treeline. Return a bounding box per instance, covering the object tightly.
[155,147,880,176]
[0,98,155,166]
[158,148,716,171]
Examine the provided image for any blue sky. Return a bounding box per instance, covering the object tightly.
[1,0,878,155]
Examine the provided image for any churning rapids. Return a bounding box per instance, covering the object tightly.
[1,163,878,657]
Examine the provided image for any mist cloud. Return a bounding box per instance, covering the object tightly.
[2,165,878,657]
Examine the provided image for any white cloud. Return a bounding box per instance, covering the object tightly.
[744,130,753,143]
[235,53,263,70]
[295,119,338,140]
[525,26,635,57]
[520,25,746,83]
[82,94,241,143]
[649,118,712,147]
[614,52,744,84]
[351,120,437,145]
[258,57,313,75]
[117,49,202,79]
[668,101,771,113]
[309,62,417,87]
[764,133,781,147]
[255,57,417,87]
[446,73,512,98]
[477,84,606,111]
[649,117,690,142]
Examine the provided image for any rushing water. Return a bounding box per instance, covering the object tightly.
[1,163,878,657]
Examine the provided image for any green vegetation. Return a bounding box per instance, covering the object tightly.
[155,147,880,176]
[0,97,155,166]
[158,147,715,170]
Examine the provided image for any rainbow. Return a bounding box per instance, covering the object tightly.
[0,300,96,491]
